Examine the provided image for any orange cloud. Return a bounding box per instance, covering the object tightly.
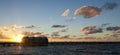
[61,9,70,16]
[80,26,103,35]
[74,6,102,18]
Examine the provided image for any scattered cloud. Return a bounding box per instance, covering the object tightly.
[84,37,96,40]
[106,26,120,31]
[101,23,111,27]
[61,9,70,16]
[51,32,60,37]
[11,24,40,29]
[0,24,41,39]
[102,3,118,10]
[112,29,120,37]
[61,2,118,18]
[52,25,67,28]
[25,25,36,28]
[62,34,70,38]
[11,24,25,29]
[104,29,120,40]
[0,25,22,39]
[80,26,103,35]
[74,6,102,18]
[113,29,120,33]
[59,28,69,32]
[22,31,44,37]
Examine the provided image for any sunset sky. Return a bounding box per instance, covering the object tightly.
[0,0,120,42]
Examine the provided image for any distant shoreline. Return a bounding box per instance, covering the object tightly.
[48,42,120,45]
[0,41,119,46]
[0,41,120,44]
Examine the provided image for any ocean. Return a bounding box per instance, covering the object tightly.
[0,43,120,55]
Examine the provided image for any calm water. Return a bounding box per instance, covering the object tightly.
[0,44,120,55]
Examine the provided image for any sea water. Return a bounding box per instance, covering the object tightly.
[0,43,120,55]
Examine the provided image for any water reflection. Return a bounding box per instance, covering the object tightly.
[0,44,120,55]
[0,46,23,55]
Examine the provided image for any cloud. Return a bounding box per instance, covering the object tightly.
[25,25,36,28]
[0,24,42,40]
[74,6,102,18]
[62,34,70,38]
[106,29,120,38]
[80,26,103,35]
[0,25,22,39]
[51,32,60,37]
[73,2,118,18]
[102,3,118,10]
[61,9,70,16]
[22,31,44,37]
[113,29,120,33]
[59,28,69,32]
[84,37,96,39]
[0,24,40,39]
[101,23,111,27]
[52,25,67,28]
[11,24,37,29]
[11,24,40,29]
[106,26,120,31]
[11,24,25,29]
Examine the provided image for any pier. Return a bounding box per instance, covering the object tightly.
[0,42,20,46]
[0,42,120,46]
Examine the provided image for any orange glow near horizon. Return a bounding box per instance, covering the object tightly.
[13,34,24,42]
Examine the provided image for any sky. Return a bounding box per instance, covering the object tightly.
[0,0,120,42]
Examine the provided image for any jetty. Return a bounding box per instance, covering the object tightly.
[0,42,20,46]
[0,36,120,46]
[0,41,120,46]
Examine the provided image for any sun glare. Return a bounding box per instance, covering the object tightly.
[14,34,24,42]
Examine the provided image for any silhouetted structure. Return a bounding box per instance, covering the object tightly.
[21,36,48,46]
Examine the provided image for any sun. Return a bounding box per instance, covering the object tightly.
[14,37,22,42]
[14,34,24,42]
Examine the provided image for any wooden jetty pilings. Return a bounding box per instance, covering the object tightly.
[0,42,20,46]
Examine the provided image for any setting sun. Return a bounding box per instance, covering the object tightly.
[13,34,24,42]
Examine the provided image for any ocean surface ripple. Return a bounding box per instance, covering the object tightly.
[0,44,120,55]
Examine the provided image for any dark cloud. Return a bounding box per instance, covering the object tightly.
[52,25,67,28]
[62,34,70,38]
[102,3,118,10]
[74,2,118,18]
[59,28,69,32]
[51,32,60,37]
[24,25,41,29]
[101,23,111,27]
[106,26,120,31]
[72,35,77,37]
[11,25,40,29]
[104,26,120,39]
[74,6,102,18]
[80,26,103,35]
[106,29,120,39]
[22,31,44,37]
[25,25,35,28]
[114,29,120,33]
[84,37,96,39]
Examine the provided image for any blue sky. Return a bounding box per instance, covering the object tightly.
[0,0,120,39]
